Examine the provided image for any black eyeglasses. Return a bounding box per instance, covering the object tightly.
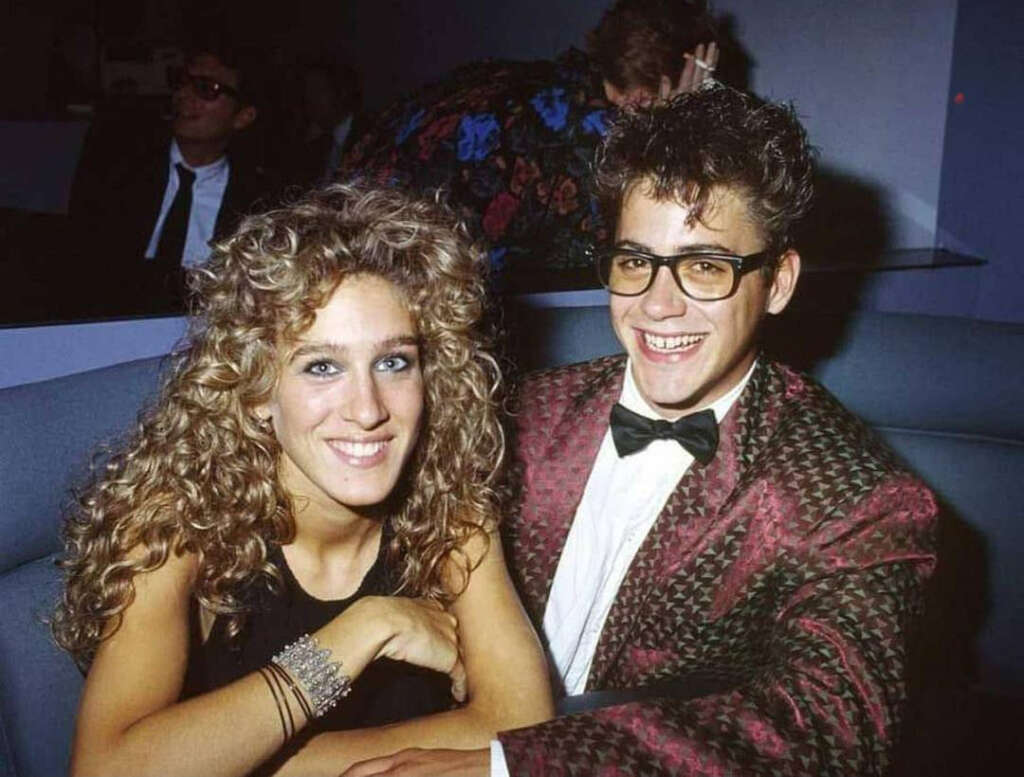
[592,246,774,301]
[169,68,241,102]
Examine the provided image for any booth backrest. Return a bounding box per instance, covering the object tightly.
[1,308,1022,777]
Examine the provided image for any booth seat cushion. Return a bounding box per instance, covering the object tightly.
[0,554,81,777]
[0,355,167,573]
[784,312,1023,439]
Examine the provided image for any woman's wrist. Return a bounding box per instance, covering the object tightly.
[312,596,395,673]
[271,634,351,719]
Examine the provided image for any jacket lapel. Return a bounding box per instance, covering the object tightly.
[213,157,240,240]
[125,150,170,259]
[509,357,625,623]
[586,360,780,688]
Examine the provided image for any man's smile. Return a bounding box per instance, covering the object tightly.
[638,329,707,353]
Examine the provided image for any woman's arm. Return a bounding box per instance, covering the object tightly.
[275,529,555,776]
[71,549,285,777]
[70,549,463,777]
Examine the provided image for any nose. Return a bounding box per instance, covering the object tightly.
[343,372,389,429]
[640,265,688,320]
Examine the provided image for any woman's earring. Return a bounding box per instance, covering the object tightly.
[256,415,274,433]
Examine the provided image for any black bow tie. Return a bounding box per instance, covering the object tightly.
[609,403,719,463]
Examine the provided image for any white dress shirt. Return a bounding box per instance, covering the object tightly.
[490,359,756,777]
[144,140,230,268]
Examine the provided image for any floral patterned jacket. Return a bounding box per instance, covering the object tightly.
[338,49,612,280]
[499,355,937,776]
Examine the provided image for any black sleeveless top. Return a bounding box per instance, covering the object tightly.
[181,529,451,740]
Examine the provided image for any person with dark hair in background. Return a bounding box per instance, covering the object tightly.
[343,85,937,777]
[283,61,362,188]
[69,44,276,308]
[338,0,719,284]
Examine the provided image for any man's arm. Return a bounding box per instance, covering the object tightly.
[494,475,937,777]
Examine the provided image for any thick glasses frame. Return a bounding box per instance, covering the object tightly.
[169,68,241,102]
[592,246,774,301]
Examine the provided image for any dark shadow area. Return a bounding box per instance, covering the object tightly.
[713,14,753,92]
[1,207,187,326]
[761,166,889,365]
[795,165,891,272]
[1,101,188,325]
[886,500,1020,776]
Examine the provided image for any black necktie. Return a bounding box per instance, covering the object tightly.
[154,163,196,266]
[609,403,719,464]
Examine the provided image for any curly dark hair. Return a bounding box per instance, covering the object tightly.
[595,83,816,255]
[53,184,503,667]
[587,0,718,93]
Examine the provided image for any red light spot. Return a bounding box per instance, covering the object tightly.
[954,92,965,104]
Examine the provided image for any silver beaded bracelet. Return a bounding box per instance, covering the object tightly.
[271,634,352,718]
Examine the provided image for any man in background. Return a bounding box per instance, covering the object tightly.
[69,44,272,307]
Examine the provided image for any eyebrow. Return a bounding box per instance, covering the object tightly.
[288,335,419,362]
[615,239,736,255]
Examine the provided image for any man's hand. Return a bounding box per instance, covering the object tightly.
[659,41,720,99]
[342,747,489,777]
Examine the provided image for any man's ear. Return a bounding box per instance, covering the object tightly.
[233,104,257,132]
[766,248,800,315]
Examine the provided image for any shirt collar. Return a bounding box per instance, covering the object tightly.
[620,357,757,424]
[169,139,229,179]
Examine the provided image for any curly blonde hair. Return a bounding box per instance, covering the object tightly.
[53,184,504,667]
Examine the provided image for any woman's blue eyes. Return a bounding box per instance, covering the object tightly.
[304,360,340,377]
[302,354,414,377]
[375,355,411,372]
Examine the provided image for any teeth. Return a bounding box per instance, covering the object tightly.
[330,440,386,458]
[643,332,704,351]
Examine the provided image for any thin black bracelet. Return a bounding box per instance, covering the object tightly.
[268,661,315,724]
[257,666,290,744]
[267,663,295,739]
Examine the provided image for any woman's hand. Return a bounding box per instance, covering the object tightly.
[659,41,720,99]
[318,596,466,702]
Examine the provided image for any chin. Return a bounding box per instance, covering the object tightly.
[330,479,404,511]
[636,373,705,412]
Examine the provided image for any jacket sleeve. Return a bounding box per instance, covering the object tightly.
[498,475,937,777]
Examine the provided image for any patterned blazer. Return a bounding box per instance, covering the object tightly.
[499,355,937,777]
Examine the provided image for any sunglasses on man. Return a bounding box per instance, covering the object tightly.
[169,67,242,102]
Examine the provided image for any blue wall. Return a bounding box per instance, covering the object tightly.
[936,0,1024,323]
[0,317,186,390]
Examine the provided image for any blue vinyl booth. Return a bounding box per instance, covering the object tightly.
[2,306,1022,776]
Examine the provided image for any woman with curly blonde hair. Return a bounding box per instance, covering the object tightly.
[52,184,552,776]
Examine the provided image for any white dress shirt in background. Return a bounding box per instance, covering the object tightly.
[145,139,229,268]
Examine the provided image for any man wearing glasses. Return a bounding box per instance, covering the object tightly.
[139,50,262,271]
[350,85,937,777]
[70,46,269,302]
